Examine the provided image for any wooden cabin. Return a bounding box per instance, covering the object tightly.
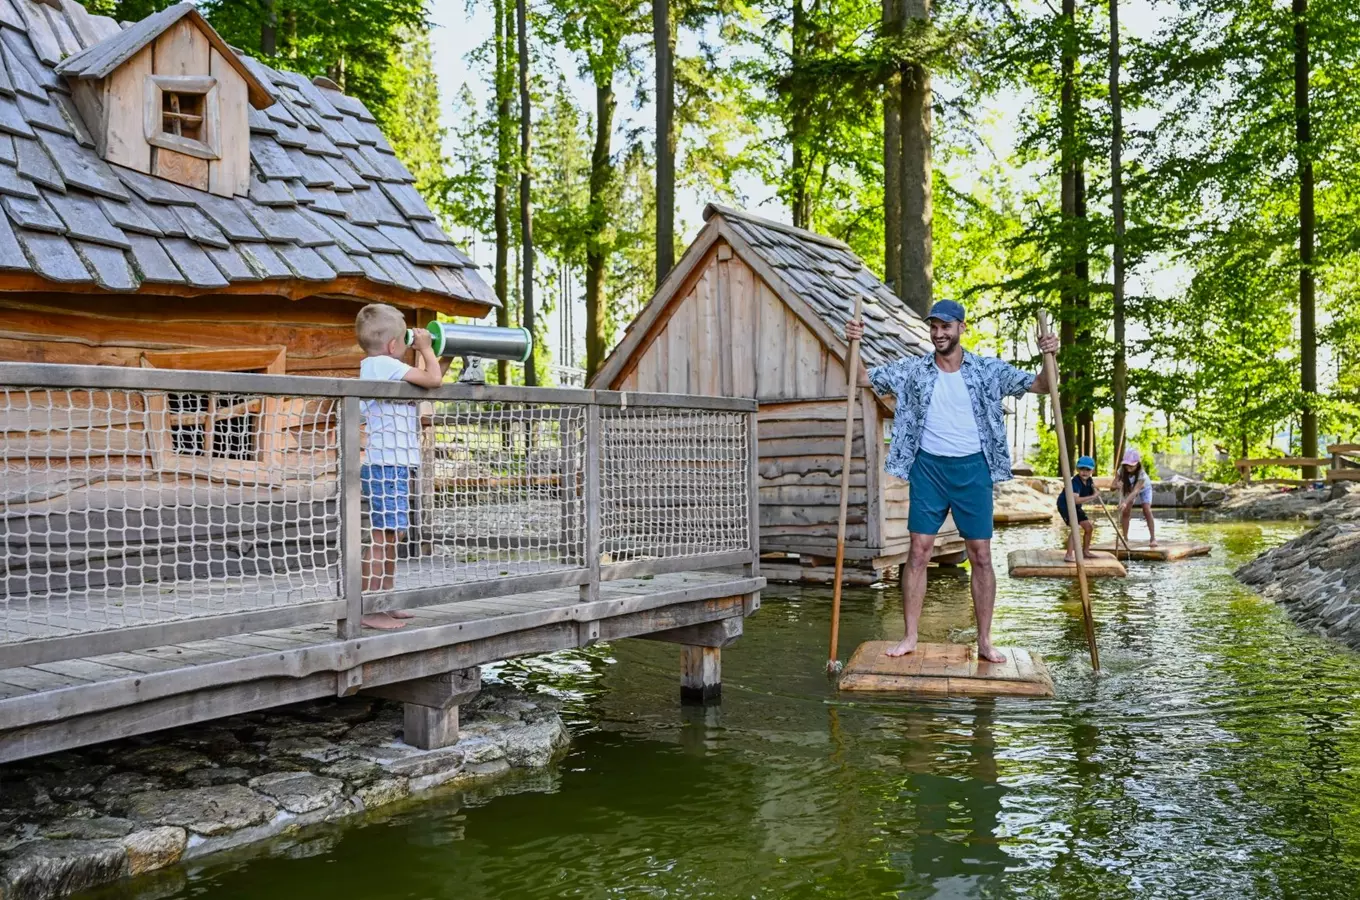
[592,204,963,584]
[0,1,495,603]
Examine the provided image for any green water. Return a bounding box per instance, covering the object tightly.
[95,518,1360,900]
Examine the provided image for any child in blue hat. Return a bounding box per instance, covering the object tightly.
[1057,456,1099,562]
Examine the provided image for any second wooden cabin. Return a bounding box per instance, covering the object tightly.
[592,204,964,584]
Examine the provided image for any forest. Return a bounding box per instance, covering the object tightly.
[88,0,1360,478]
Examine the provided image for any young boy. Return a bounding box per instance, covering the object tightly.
[355,303,446,630]
[1057,456,1099,562]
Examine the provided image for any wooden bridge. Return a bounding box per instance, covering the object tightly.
[0,364,763,763]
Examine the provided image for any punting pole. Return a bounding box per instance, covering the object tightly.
[1093,484,1135,558]
[826,294,865,676]
[1037,311,1100,672]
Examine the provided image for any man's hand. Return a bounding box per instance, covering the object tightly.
[1037,333,1059,355]
[845,319,864,342]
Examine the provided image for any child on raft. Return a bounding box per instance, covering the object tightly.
[1057,456,1099,563]
[1117,448,1158,547]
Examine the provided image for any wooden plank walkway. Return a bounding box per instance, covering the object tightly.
[837,641,1054,697]
[1090,540,1210,561]
[0,569,763,763]
[1007,549,1127,578]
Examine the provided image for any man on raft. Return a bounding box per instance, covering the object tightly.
[846,300,1059,663]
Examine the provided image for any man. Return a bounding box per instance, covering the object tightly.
[845,300,1058,663]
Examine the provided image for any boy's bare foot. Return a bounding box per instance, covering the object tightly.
[361,613,407,630]
[977,644,1006,664]
[885,636,917,657]
[1149,538,1159,547]
[1064,553,1076,563]
[388,609,415,619]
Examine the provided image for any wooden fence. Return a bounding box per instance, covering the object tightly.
[0,363,759,670]
[1235,444,1360,485]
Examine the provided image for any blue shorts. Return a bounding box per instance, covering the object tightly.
[361,464,411,531]
[908,451,994,541]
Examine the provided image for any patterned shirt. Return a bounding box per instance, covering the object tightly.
[867,351,1036,484]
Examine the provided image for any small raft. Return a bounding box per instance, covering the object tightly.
[1090,540,1211,561]
[1006,549,1127,578]
[838,641,1055,697]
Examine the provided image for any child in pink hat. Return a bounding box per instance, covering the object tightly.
[1117,449,1157,547]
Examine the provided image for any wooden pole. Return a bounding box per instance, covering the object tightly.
[1037,311,1099,672]
[827,295,865,675]
[1093,487,1134,559]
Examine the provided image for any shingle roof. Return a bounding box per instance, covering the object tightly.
[705,204,929,368]
[0,0,494,312]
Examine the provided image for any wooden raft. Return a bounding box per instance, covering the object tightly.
[1006,549,1127,578]
[1090,540,1210,561]
[837,641,1054,697]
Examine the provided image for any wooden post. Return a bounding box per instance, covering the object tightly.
[827,295,865,674]
[336,396,364,695]
[1037,311,1099,672]
[366,668,482,751]
[681,645,721,704]
[581,401,601,602]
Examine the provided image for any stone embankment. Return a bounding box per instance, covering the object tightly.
[1236,491,1360,649]
[0,686,569,900]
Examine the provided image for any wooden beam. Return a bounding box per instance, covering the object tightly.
[640,615,742,648]
[680,645,721,704]
[362,668,481,710]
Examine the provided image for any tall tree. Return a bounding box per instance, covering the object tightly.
[1294,0,1316,476]
[899,0,932,318]
[494,0,514,384]
[1108,0,1126,469]
[517,0,537,386]
[882,0,902,295]
[654,0,675,284]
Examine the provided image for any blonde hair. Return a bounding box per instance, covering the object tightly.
[355,303,406,354]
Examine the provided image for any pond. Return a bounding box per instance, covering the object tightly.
[90,517,1360,899]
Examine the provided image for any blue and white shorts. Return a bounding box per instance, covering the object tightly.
[361,464,411,531]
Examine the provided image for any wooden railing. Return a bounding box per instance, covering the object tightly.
[0,363,759,669]
[1236,444,1360,485]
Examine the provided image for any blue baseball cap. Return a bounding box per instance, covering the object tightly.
[926,299,966,323]
[1076,456,1096,470]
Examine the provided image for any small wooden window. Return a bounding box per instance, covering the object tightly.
[144,75,220,161]
[162,91,206,143]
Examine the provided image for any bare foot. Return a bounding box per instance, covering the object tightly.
[1149,538,1159,547]
[885,636,917,657]
[1064,553,1076,563]
[977,645,1006,664]
[361,613,407,630]
[388,609,415,619]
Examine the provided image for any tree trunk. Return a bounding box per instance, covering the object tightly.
[882,0,902,294]
[1075,160,1092,457]
[261,0,276,56]
[789,0,810,228]
[1294,0,1318,477]
[585,78,617,380]
[654,0,675,286]
[1109,0,1126,475]
[517,0,536,386]
[899,0,932,319]
[1058,0,1078,458]
[494,0,513,384]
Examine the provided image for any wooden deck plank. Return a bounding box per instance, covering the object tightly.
[1006,549,1127,578]
[838,641,1054,698]
[0,666,91,691]
[32,658,144,682]
[83,650,193,674]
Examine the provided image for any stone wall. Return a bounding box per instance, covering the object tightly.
[0,687,569,900]
[1236,498,1360,649]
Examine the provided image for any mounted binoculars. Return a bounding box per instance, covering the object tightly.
[403,321,532,384]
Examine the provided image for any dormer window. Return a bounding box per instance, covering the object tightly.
[145,75,220,161]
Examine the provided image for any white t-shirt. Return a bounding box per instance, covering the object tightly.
[360,355,420,467]
[919,367,983,457]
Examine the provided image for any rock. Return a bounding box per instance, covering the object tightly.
[184,767,250,788]
[96,772,163,799]
[0,839,128,900]
[39,817,132,841]
[265,735,349,764]
[120,746,214,776]
[499,720,570,769]
[354,778,409,810]
[383,746,465,779]
[120,785,277,836]
[464,759,511,778]
[318,758,385,786]
[454,736,506,766]
[122,827,186,876]
[992,479,1055,523]
[247,773,344,814]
